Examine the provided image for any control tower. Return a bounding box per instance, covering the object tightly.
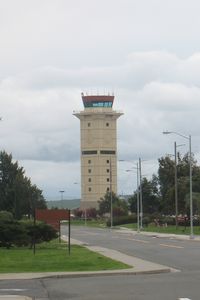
[74,93,123,209]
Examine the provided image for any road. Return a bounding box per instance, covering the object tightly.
[0,226,200,300]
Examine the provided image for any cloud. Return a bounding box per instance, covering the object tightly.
[1,51,200,198]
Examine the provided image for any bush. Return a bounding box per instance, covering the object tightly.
[0,219,30,248]
[106,214,137,227]
[0,213,58,248]
[22,221,58,247]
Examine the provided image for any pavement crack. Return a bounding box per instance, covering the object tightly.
[39,279,50,300]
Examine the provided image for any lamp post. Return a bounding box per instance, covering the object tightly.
[174,142,185,229]
[110,157,113,228]
[139,158,143,229]
[163,131,193,239]
[126,163,140,233]
[119,159,140,233]
[59,190,65,209]
[74,182,86,225]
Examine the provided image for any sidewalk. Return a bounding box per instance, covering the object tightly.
[0,236,176,281]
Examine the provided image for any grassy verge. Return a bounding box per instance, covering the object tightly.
[120,223,200,235]
[0,239,130,273]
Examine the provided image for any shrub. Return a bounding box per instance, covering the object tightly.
[23,221,58,247]
[0,219,30,248]
[106,214,137,227]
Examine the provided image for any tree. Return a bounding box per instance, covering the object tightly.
[128,175,160,214]
[0,151,46,219]
[158,153,200,215]
[98,192,128,216]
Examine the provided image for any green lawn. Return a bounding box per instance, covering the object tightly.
[0,239,130,273]
[120,223,200,235]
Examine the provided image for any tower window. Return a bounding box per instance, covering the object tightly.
[107,178,110,182]
[88,169,91,173]
[106,169,109,173]
[106,122,109,127]
[88,187,92,192]
[107,160,109,164]
[88,122,91,127]
[88,178,91,182]
[88,160,91,164]
[107,187,110,192]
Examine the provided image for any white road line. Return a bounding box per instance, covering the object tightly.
[112,236,150,243]
[160,243,184,249]
[0,289,27,292]
[178,298,192,300]
[127,238,150,244]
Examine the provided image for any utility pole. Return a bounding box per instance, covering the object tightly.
[174,142,178,229]
[136,162,140,233]
[139,158,143,229]
[110,158,113,228]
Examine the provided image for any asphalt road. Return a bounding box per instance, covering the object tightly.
[0,225,200,300]
[66,226,200,272]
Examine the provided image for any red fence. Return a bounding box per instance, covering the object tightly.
[35,209,70,230]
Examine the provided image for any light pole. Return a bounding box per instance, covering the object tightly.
[110,157,113,228]
[139,158,143,229]
[163,131,193,239]
[59,190,65,208]
[174,142,185,229]
[119,159,140,232]
[126,163,140,233]
[74,182,86,225]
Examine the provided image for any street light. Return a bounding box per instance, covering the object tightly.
[74,182,86,225]
[126,164,140,233]
[119,159,140,232]
[110,157,113,228]
[174,142,185,229]
[163,131,193,239]
[59,190,65,209]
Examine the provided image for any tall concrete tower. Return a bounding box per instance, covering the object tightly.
[74,93,123,209]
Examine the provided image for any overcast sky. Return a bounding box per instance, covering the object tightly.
[1,0,200,199]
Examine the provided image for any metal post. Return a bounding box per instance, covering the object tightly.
[139,158,143,229]
[84,207,87,226]
[68,209,71,255]
[174,142,178,229]
[110,158,113,228]
[189,135,194,239]
[136,162,140,233]
[33,203,36,255]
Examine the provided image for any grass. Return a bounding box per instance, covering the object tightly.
[120,223,200,235]
[0,239,130,273]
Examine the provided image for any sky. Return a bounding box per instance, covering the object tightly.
[1,0,200,199]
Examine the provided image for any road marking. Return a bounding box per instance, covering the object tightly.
[178,298,192,300]
[127,238,150,244]
[160,243,184,249]
[0,289,27,291]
